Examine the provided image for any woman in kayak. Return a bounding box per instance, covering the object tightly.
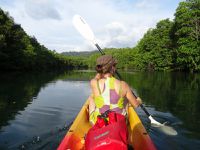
[89,55,142,125]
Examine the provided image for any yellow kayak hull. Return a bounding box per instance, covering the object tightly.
[58,100,156,150]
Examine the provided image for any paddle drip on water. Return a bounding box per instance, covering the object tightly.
[151,123,178,136]
[148,115,177,136]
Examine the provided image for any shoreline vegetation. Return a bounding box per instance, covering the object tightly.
[0,0,199,72]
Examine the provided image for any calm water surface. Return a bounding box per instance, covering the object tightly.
[0,71,199,150]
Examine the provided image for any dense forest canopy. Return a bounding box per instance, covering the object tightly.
[1,0,200,72]
[0,8,87,71]
[137,0,199,72]
[64,0,200,72]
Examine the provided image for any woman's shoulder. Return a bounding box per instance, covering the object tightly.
[90,78,97,86]
[113,77,128,88]
[119,80,129,89]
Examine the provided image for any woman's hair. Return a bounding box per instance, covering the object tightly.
[95,55,117,74]
[95,64,113,74]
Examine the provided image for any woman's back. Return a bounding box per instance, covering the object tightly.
[89,55,141,125]
[90,76,128,124]
[94,76,122,96]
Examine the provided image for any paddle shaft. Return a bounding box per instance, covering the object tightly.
[95,43,151,117]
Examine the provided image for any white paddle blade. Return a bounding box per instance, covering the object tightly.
[149,115,162,126]
[73,15,96,43]
[149,115,178,136]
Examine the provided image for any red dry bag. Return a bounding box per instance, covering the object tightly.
[85,111,128,150]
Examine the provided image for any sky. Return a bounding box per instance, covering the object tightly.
[0,0,183,53]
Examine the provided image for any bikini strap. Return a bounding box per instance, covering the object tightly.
[109,77,115,89]
[119,81,122,97]
[97,80,101,94]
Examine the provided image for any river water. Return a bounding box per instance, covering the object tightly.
[0,71,199,150]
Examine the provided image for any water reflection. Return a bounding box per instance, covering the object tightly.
[0,71,93,149]
[0,71,64,129]
[0,71,199,150]
[122,72,200,138]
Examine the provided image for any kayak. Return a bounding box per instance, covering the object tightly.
[57,100,156,150]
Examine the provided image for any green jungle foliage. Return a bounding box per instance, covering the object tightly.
[0,8,87,71]
[1,0,200,72]
[77,0,199,72]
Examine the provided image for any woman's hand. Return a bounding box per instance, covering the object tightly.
[136,97,142,106]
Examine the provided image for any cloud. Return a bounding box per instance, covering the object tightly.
[105,22,126,37]
[101,22,134,48]
[135,0,160,9]
[0,0,182,53]
[25,0,61,20]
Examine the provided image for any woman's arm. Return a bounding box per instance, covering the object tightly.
[88,79,97,114]
[122,81,142,108]
[88,94,95,115]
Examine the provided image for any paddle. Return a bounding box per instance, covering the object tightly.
[72,15,176,133]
